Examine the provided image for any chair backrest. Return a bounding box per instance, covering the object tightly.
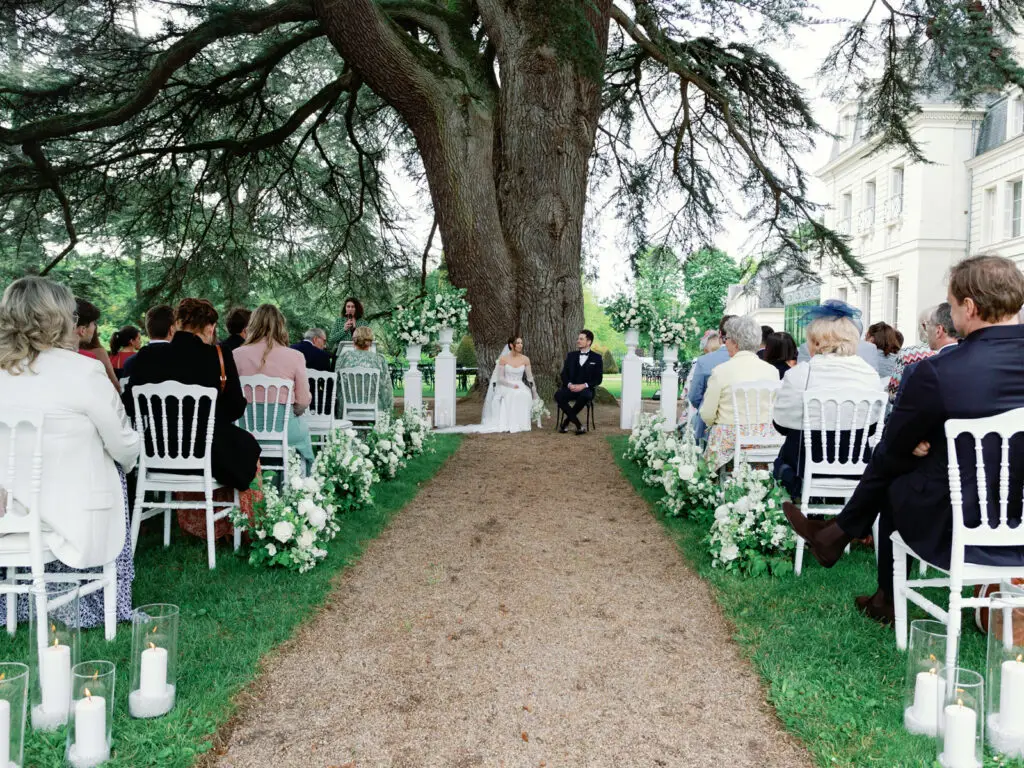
[878,375,890,391]
[306,370,338,430]
[119,376,130,391]
[0,409,46,567]
[946,407,1024,555]
[801,387,887,477]
[339,367,380,423]
[730,380,784,465]
[238,375,293,439]
[132,383,218,472]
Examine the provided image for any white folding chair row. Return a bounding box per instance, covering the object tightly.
[729,380,785,472]
[307,370,339,446]
[130,383,240,570]
[894,407,1024,672]
[0,409,119,641]
[237,375,293,485]
[338,367,380,431]
[795,387,888,575]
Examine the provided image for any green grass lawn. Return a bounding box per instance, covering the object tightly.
[609,435,1021,768]
[0,435,462,768]
[599,373,660,400]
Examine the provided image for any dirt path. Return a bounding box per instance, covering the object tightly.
[214,407,813,768]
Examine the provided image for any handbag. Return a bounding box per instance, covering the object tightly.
[215,345,227,392]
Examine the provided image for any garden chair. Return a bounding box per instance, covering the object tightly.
[338,367,380,431]
[307,370,341,447]
[131,383,240,570]
[237,375,294,486]
[729,380,785,473]
[794,387,887,575]
[893,407,1024,672]
[553,400,596,432]
[0,408,120,640]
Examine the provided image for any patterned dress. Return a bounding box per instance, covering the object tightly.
[888,344,935,401]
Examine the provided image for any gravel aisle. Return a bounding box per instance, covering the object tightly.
[213,411,813,768]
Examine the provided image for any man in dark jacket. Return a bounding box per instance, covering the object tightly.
[219,306,251,354]
[554,329,604,434]
[290,328,332,372]
[784,255,1024,623]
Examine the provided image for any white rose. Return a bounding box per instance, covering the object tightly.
[256,530,266,539]
[652,459,664,470]
[298,498,317,518]
[714,504,732,521]
[303,476,320,493]
[297,529,316,549]
[733,497,751,514]
[380,439,392,451]
[720,543,740,562]
[677,464,695,481]
[265,543,277,557]
[272,521,295,543]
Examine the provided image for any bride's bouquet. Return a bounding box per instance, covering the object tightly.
[531,399,550,425]
[605,293,655,333]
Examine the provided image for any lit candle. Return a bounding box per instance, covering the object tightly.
[0,698,9,767]
[912,667,940,730]
[139,643,167,698]
[1000,654,1024,733]
[40,638,71,715]
[942,699,977,768]
[73,689,106,759]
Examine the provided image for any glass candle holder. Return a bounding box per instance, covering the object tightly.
[65,661,114,768]
[128,604,178,719]
[0,663,30,768]
[27,583,80,731]
[986,591,1024,757]
[937,667,984,768]
[904,619,947,736]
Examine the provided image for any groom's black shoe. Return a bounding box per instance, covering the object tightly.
[558,417,569,434]
[575,426,587,436]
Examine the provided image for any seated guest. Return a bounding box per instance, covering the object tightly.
[783,256,1024,624]
[703,331,722,354]
[219,306,251,354]
[328,296,366,355]
[756,324,774,359]
[74,298,121,391]
[865,321,901,381]
[124,298,260,491]
[763,331,799,379]
[688,315,735,442]
[796,301,882,372]
[234,304,314,464]
[888,306,938,401]
[336,325,394,417]
[699,315,781,469]
[108,325,141,374]
[680,330,720,425]
[122,304,175,379]
[0,277,140,625]
[291,328,331,372]
[772,301,883,498]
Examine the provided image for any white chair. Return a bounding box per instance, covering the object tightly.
[893,407,1024,672]
[237,375,293,485]
[338,367,380,431]
[131,384,240,570]
[878,375,891,391]
[794,387,888,575]
[119,376,130,392]
[306,371,339,447]
[0,409,120,641]
[729,380,785,472]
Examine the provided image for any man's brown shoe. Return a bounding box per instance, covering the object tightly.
[782,501,853,568]
[855,589,895,626]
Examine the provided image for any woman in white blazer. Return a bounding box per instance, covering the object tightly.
[0,277,140,582]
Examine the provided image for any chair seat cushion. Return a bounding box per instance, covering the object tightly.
[0,532,58,561]
[144,472,233,494]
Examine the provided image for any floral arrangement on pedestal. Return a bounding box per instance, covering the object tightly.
[424,288,470,334]
[310,428,376,516]
[232,451,338,573]
[707,463,794,577]
[606,293,656,334]
[394,301,432,346]
[653,314,699,349]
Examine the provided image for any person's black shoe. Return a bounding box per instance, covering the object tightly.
[855,589,895,625]
[558,424,569,434]
[575,427,588,436]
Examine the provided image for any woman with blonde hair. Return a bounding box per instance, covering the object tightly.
[233,303,314,462]
[0,276,140,626]
[335,325,393,416]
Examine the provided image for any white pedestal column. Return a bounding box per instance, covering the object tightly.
[659,345,679,430]
[434,328,457,428]
[404,344,423,412]
[620,328,642,430]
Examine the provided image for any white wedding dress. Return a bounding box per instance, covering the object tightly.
[438,348,538,434]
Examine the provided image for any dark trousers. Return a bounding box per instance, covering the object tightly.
[554,386,595,427]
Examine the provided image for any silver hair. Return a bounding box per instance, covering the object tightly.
[0,276,78,374]
[724,315,762,353]
[303,327,326,342]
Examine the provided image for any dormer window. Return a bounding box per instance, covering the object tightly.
[1009,92,1024,137]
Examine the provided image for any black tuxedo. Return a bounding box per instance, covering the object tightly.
[554,349,604,427]
[290,340,331,372]
[837,325,1024,593]
[123,332,261,490]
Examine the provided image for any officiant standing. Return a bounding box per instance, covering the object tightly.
[327,297,366,355]
[555,330,603,435]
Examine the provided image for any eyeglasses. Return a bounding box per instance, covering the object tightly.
[71,312,79,324]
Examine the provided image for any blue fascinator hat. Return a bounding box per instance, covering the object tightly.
[799,299,862,328]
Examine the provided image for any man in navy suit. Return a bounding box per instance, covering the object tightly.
[290,328,332,372]
[555,329,604,435]
[784,256,1024,624]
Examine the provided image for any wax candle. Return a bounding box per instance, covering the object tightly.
[942,700,977,768]
[74,690,106,758]
[139,644,167,698]
[0,699,9,767]
[912,668,940,729]
[40,641,71,715]
[1000,654,1024,733]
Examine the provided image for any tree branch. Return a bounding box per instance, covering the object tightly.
[20,141,78,275]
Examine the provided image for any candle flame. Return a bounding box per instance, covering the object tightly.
[50,623,55,633]
[148,642,156,650]
[957,698,964,708]
[929,654,937,662]
[1018,654,1023,663]
[51,637,58,648]
[151,625,158,634]
[84,688,92,700]
[0,673,6,681]
[929,667,937,675]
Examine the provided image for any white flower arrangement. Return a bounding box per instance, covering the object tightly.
[657,426,722,522]
[360,413,411,480]
[394,302,431,346]
[397,407,433,458]
[707,463,794,577]
[530,399,550,424]
[311,427,376,516]
[625,412,668,465]
[653,314,699,348]
[606,293,656,334]
[424,289,470,334]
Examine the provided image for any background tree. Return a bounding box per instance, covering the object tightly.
[682,247,742,335]
[3,1,1024,388]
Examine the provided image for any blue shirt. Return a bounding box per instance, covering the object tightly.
[687,347,731,441]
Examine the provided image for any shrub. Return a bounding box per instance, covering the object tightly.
[602,348,618,374]
[456,334,476,367]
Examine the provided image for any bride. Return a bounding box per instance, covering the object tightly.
[441,336,539,434]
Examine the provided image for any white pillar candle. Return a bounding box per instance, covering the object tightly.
[1000,655,1024,732]
[74,692,106,758]
[139,645,168,698]
[942,701,977,768]
[0,699,10,767]
[912,669,940,729]
[40,642,71,715]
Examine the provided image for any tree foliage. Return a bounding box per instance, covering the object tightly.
[682,247,741,335]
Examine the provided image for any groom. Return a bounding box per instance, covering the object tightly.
[555,329,604,434]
